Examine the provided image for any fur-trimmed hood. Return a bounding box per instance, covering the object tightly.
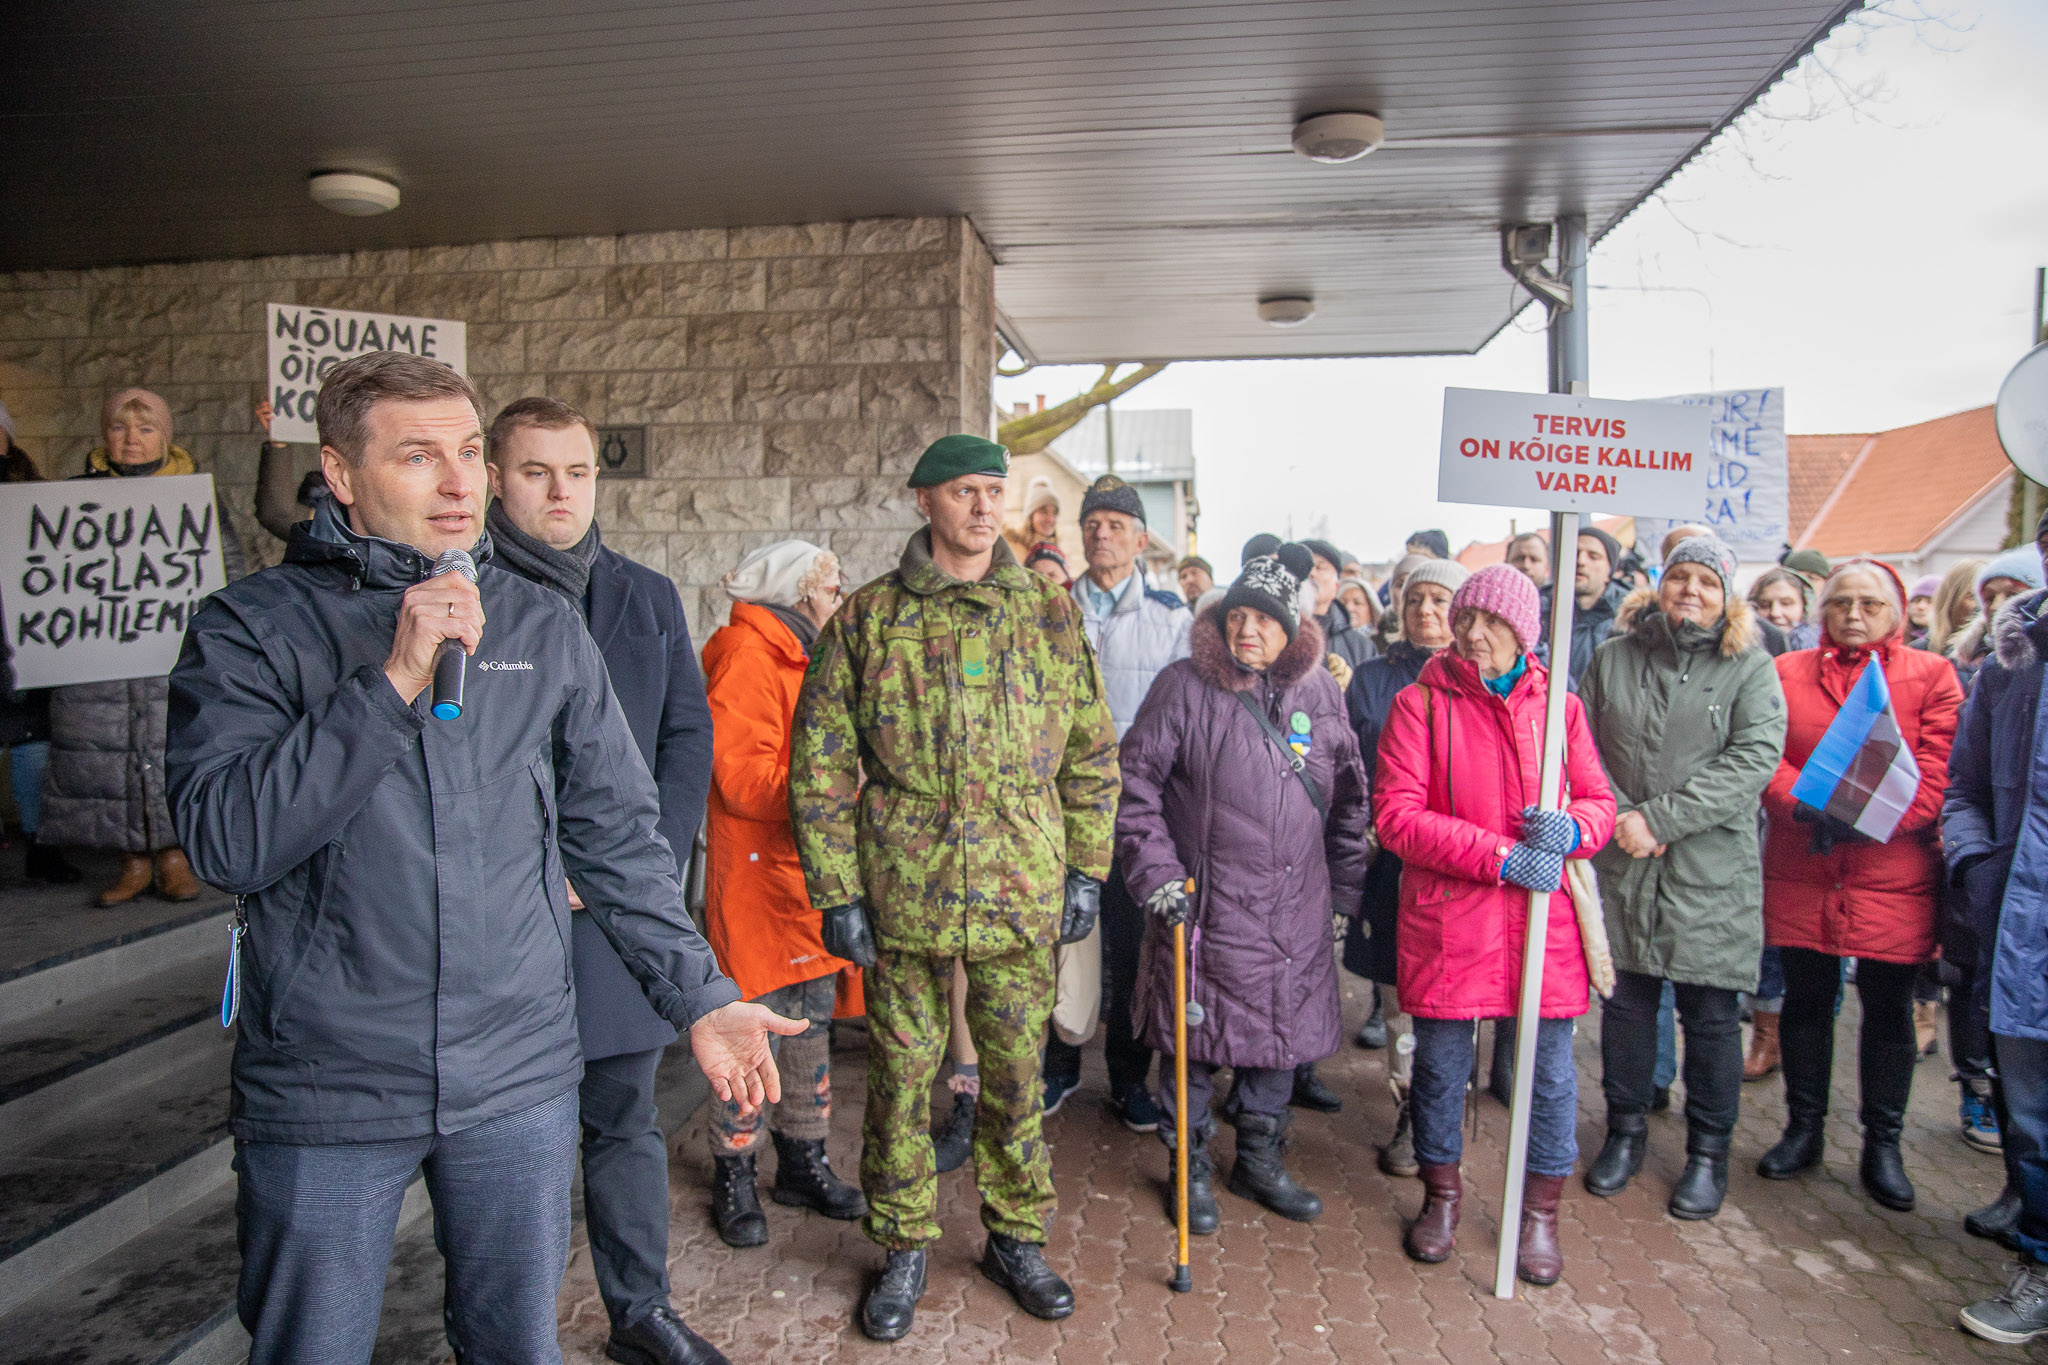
[1613,587,1762,658]
[1190,605,1325,692]
[1992,586,2048,672]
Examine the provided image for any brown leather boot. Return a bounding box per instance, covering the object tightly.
[153,847,204,902]
[98,853,155,906]
[1743,1009,1781,1081]
[1403,1162,1461,1263]
[1517,1173,1567,1286]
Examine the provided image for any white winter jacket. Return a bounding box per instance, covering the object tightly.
[1073,571,1192,736]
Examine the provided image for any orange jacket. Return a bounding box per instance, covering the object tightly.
[702,602,861,1010]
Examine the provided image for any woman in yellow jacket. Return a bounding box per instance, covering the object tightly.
[702,541,865,1247]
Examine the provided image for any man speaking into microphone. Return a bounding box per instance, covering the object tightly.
[165,352,801,1364]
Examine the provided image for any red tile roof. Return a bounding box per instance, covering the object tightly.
[1797,406,2008,558]
[1786,433,1869,543]
[1454,515,1633,569]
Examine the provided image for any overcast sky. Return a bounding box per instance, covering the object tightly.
[994,0,2048,575]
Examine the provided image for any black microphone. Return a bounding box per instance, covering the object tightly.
[429,547,477,720]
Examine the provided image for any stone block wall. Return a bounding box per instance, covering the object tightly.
[0,215,995,631]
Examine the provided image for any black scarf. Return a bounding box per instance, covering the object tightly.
[486,500,600,617]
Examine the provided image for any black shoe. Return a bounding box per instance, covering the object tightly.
[1111,1084,1162,1134]
[1356,988,1388,1050]
[1651,1085,1672,1113]
[24,841,82,885]
[1290,1062,1342,1114]
[770,1131,866,1220]
[980,1233,1075,1320]
[1966,1179,2024,1247]
[1584,1116,1648,1197]
[933,1089,976,1174]
[1757,1118,1825,1180]
[1226,1109,1322,1222]
[1042,1072,1079,1117]
[1859,1138,1915,1211]
[861,1249,927,1341]
[1668,1134,1730,1221]
[606,1307,730,1365]
[710,1153,768,1248]
[1163,1124,1221,1236]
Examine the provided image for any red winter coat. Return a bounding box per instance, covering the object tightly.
[1762,564,1962,965]
[1374,651,1617,1020]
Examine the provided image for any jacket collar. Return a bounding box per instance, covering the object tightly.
[1614,587,1761,659]
[726,599,810,667]
[897,526,1033,597]
[584,544,632,653]
[285,497,494,590]
[1420,647,1548,704]
[1995,586,2048,671]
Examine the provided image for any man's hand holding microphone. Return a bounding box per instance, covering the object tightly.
[384,555,484,708]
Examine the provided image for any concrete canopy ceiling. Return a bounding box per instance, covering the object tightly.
[1,1,1859,362]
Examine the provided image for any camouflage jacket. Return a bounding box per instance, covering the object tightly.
[790,528,1120,959]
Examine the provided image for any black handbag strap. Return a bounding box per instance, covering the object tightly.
[1235,690,1327,823]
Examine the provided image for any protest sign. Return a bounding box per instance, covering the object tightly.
[1438,387,1711,520]
[0,475,228,688]
[265,303,468,443]
[1632,388,1788,560]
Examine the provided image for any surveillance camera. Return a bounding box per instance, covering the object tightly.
[1500,224,1553,273]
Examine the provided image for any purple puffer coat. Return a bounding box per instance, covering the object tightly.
[1117,611,1373,1070]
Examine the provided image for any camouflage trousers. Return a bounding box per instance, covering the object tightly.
[861,945,1054,1250]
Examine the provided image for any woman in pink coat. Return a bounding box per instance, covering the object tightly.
[1374,565,1616,1286]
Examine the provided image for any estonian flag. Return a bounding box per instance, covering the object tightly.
[1789,656,1920,843]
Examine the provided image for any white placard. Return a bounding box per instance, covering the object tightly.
[1438,387,1712,520]
[1,475,228,688]
[266,303,467,443]
[1633,388,1788,560]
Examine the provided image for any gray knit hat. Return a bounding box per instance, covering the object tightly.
[1403,558,1471,597]
[1664,535,1737,598]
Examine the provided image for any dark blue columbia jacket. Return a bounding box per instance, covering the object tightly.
[165,513,740,1143]
[1943,586,2048,1043]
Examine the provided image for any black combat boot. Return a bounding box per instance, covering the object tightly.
[1227,1110,1322,1222]
[770,1130,866,1219]
[860,1249,927,1341]
[1162,1119,1220,1235]
[980,1233,1075,1319]
[710,1153,767,1248]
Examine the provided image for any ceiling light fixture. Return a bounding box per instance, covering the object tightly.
[1258,296,1315,328]
[308,170,401,217]
[1291,112,1385,163]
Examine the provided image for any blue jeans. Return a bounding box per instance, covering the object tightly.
[1755,945,1785,1005]
[1994,1033,2048,1266]
[7,739,47,833]
[1654,980,1678,1090]
[234,1087,579,1364]
[1412,1016,1579,1177]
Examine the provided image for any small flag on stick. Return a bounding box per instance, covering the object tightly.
[1789,656,1920,843]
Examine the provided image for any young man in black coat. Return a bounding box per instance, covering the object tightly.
[486,397,817,1365]
[166,354,801,1365]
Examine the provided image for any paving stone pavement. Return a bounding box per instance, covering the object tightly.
[554,974,2040,1364]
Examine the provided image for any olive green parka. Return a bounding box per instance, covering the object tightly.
[1578,590,1787,992]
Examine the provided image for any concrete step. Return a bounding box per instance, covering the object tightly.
[0,1173,448,1365]
[0,955,225,1157]
[0,1037,235,1317]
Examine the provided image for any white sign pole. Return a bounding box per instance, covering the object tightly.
[1496,213,1588,1301]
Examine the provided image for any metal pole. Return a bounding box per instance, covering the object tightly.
[1495,213,1588,1300]
[1170,916,1192,1293]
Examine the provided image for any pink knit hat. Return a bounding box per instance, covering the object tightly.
[102,387,173,437]
[1450,563,1542,653]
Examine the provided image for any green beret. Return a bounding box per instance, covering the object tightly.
[907,433,1010,488]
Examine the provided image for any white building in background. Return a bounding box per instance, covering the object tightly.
[1049,407,1199,576]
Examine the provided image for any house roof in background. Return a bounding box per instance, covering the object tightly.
[0,1,1859,363]
[1796,406,2008,558]
[1455,515,1633,569]
[1054,408,1195,481]
[1786,433,1870,543]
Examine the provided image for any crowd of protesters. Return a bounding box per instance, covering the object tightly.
[3,366,2046,1358]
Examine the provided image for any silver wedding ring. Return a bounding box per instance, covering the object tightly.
[447,602,456,617]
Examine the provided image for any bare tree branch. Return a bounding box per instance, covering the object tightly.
[998,363,1170,455]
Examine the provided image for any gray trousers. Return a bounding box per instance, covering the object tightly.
[235,1088,578,1365]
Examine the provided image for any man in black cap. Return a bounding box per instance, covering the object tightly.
[1301,538,1377,676]
[1537,524,1629,691]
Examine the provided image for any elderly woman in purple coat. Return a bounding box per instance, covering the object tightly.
[1116,544,1373,1232]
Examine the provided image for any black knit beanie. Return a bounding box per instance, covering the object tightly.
[1221,543,1316,642]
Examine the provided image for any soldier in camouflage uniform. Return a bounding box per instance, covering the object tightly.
[789,433,1119,1341]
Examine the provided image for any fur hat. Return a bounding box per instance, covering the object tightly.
[1450,564,1542,654]
[1222,543,1316,641]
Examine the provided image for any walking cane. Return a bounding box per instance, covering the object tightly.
[1170,880,1194,1294]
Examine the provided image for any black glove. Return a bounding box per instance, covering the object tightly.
[820,901,877,968]
[1793,801,1868,856]
[1058,869,1102,945]
[1146,878,1192,926]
